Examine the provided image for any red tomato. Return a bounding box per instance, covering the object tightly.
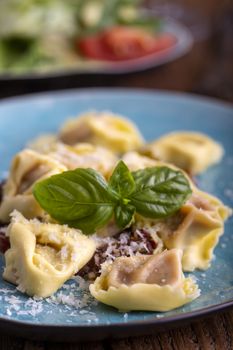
[78,27,177,61]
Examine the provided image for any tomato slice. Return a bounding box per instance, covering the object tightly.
[78,26,177,61]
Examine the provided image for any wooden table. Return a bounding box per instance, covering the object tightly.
[0,2,232,349]
[0,310,232,349]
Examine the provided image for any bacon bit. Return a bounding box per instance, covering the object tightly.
[0,181,9,254]
[0,229,9,254]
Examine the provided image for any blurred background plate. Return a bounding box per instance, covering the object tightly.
[0,89,232,341]
[0,1,232,103]
[0,18,193,81]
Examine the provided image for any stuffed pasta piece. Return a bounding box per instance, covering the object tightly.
[123,153,231,271]
[3,211,95,297]
[121,151,158,171]
[151,186,231,271]
[29,136,118,179]
[27,134,58,154]
[121,151,183,173]
[48,143,117,178]
[90,249,200,312]
[58,111,144,153]
[0,149,66,222]
[142,131,223,174]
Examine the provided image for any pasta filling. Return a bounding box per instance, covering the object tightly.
[18,163,51,194]
[105,250,182,289]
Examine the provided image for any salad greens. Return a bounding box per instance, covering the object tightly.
[33,161,192,235]
[0,0,161,74]
[76,0,160,35]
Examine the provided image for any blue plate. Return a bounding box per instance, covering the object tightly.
[0,89,232,341]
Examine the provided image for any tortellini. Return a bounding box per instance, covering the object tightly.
[48,143,117,178]
[29,135,118,178]
[3,211,95,297]
[142,132,223,174]
[152,188,231,271]
[90,249,200,311]
[0,149,66,222]
[121,151,184,174]
[59,111,144,153]
[27,134,58,154]
[121,151,158,172]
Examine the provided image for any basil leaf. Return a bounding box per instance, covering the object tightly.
[33,164,192,235]
[33,168,118,234]
[114,203,135,229]
[129,166,192,218]
[60,205,114,234]
[109,160,135,197]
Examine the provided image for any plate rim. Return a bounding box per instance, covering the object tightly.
[0,299,232,342]
[0,87,233,110]
[0,88,232,339]
[0,297,232,328]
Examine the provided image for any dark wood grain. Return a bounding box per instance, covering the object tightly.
[0,310,232,349]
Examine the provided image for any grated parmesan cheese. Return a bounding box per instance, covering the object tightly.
[1,275,99,322]
[79,227,161,280]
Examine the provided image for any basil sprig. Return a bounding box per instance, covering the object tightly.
[33,161,192,234]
